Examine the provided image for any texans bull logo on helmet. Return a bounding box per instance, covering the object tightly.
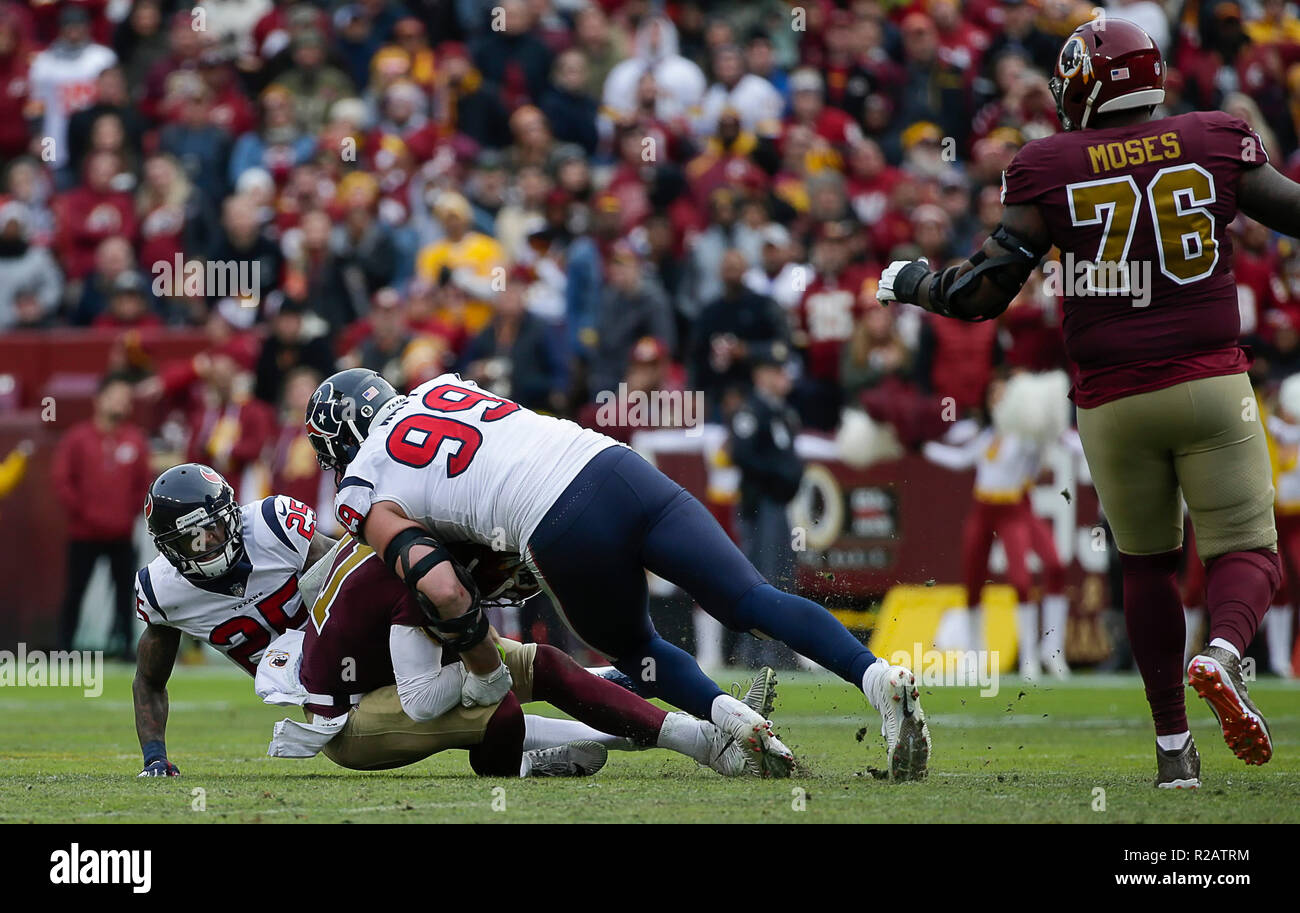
[305,369,402,475]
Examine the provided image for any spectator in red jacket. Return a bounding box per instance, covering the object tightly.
[51,371,152,656]
[53,150,137,284]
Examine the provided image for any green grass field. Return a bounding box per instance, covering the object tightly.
[2,663,1298,823]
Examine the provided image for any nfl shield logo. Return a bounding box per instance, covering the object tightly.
[230,582,244,597]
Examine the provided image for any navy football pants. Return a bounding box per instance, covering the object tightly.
[526,446,878,719]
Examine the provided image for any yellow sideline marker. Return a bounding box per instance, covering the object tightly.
[867,584,1020,676]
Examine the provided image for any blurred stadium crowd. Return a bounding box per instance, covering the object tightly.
[6,0,1300,668]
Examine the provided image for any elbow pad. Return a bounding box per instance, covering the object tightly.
[383,527,488,651]
[928,225,1046,322]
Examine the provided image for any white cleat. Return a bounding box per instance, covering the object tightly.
[522,740,608,777]
[873,665,931,781]
[734,666,779,718]
[742,725,795,779]
[712,694,794,778]
[699,721,747,777]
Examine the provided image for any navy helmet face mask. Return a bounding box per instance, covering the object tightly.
[146,464,245,580]
[306,369,401,480]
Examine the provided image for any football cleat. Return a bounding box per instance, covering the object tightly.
[741,723,795,779]
[712,693,794,778]
[522,740,608,777]
[1188,647,1272,765]
[874,664,931,781]
[1155,737,1200,789]
[699,720,748,777]
[733,666,779,718]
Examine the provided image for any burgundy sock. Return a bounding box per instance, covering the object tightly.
[531,644,667,745]
[469,690,525,776]
[1204,548,1282,655]
[1121,550,1188,736]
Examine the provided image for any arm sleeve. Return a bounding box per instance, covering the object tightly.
[389,625,466,722]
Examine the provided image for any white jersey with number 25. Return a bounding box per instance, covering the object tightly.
[334,375,617,551]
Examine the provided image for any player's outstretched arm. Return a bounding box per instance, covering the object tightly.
[362,501,507,682]
[133,624,181,777]
[1240,163,1300,240]
[877,203,1049,321]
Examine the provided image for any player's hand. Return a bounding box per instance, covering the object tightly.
[138,759,179,777]
[461,661,513,708]
[876,257,928,306]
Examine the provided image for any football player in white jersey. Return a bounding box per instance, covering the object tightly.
[133,462,773,778]
[307,368,932,780]
[132,463,336,776]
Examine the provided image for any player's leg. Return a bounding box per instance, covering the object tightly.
[996,507,1039,679]
[960,504,996,652]
[1173,373,1279,765]
[1026,506,1070,678]
[319,685,603,777]
[1180,523,1207,666]
[108,539,138,660]
[467,691,526,776]
[1077,387,1195,786]
[526,449,796,776]
[57,540,99,650]
[1272,512,1300,676]
[616,451,929,779]
[500,638,747,775]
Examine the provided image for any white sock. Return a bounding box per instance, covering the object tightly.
[1040,594,1068,661]
[1208,637,1241,660]
[1266,607,1294,677]
[1015,603,1039,677]
[1183,607,1204,664]
[1156,731,1191,753]
[860,657,888,710]
[522,715,636,752]
[693,608,725,668]
[657,711,714,765]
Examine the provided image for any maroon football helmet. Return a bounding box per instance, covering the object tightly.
[1049,18,1165,132]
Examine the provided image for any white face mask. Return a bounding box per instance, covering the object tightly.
[186,539,240,578]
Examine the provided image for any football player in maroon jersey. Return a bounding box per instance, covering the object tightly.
[879,18,1299,788]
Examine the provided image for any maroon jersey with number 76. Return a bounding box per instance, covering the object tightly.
[1000,110,1268,407]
